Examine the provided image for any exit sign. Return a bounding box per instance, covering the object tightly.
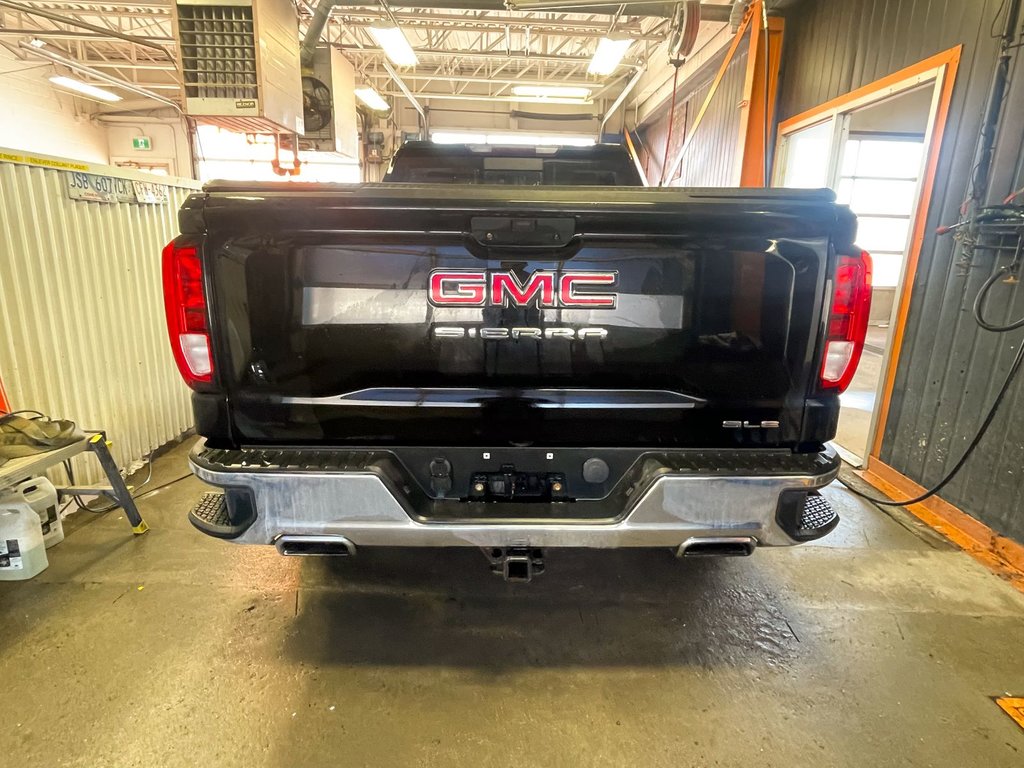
[132,136,152,151]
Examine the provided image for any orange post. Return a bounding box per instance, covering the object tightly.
[736,8,785,186]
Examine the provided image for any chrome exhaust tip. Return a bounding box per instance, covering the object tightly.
[274,535,357,557]
[676,536,756,558]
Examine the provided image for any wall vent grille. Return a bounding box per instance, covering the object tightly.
[178,5,258,100]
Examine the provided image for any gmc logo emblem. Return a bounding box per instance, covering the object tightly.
[429,270,618,308]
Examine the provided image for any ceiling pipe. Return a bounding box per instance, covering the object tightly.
[598,65,646,139]
[0,0,174,57]
[18,40,182,111]
[382,59,427,129]
[300,0,339,68]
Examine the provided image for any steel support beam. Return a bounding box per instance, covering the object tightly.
[598,65,645,137]
[328,1,728,19]
[0,28,174,43]
[366,72,598,87]
[18,40,181,110]
[383,91,595,105]
[334,16,663,40]
[0,0,173,56]
[339,45,596,65]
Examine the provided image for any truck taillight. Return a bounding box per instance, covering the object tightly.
[162,239,212,387]
[820,250,873,393]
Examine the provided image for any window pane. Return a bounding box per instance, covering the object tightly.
[840,139,861,178]
[854,139,924,178]
[780,120,833,188]
[857,216,911,253]
[847,178,918,215]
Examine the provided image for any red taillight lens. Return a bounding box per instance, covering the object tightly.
[820,250,873,393]
[162,239,213,387]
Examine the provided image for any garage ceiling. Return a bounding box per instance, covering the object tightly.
[0,0,734,113]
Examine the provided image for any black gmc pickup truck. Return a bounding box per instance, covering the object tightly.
[164,142,870,580]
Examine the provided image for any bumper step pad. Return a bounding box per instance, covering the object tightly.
[188,492,252,539]
[797,493,839,540]
[775,489,840,542]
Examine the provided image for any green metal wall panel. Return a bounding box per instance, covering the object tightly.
[779,0,1024,541]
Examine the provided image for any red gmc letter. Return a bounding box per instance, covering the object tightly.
[490,271,556,307]
[559,273,617,308]
[429,271,486,305]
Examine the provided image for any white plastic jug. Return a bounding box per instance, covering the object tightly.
[0,493,49,580]
[14,476,63,548]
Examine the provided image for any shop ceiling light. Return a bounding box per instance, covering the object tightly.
[368,26,418,67]
[49,75,122,102]
[588,37,633,76]
[354,86,390,112]
[510,85,592,101]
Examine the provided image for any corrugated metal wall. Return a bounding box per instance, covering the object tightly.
[640,41,749,186]
[0,154,199,484]
[778,0,1024,541]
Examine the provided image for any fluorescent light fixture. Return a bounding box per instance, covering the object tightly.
[368,26,418,67]
[49,75,122,102]
[510,85,592,101]
[588,37,632,76]
[354,86,389,111]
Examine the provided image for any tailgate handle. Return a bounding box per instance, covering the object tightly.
[470,217,576,248]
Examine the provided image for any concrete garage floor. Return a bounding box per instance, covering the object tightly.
[2,439,1024,767]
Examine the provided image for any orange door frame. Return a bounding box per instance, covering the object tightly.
[776,45,962,462]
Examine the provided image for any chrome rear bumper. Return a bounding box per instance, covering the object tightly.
[188,441,840,549]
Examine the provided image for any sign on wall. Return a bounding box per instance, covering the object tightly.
[64,171,168,205]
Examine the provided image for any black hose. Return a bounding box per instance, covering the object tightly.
[839,328,1024,507]
[973,266,1024,332]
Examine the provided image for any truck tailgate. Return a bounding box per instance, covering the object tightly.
[183,183,854,448]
